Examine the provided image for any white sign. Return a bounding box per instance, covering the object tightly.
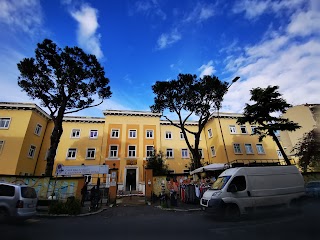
[55,164,109,176]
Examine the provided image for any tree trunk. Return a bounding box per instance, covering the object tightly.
[270,131,291,165]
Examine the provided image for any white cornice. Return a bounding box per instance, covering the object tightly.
[0,102,51,119]
[63,116,105,123]
[160,120,198,126]
[103,110,162,117]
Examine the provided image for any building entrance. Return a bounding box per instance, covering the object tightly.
[125,169,136,191]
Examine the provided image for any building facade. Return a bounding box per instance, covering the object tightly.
[0,102,284,192]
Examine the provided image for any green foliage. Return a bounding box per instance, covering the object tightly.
[146,150,169,176]
[17,39,112,176]
[48,198,82,215]
[237,85,301,165]
[293,128,320,172]
[150,73,229,170]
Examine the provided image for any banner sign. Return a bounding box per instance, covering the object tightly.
[55,164,109,176]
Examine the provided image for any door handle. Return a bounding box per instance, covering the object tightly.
[247,191,251,197]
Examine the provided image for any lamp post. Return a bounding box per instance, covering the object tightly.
[217,76,240,165]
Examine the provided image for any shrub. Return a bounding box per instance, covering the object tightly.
[48,197,81,215]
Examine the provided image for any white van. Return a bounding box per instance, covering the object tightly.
[200,166,305,217]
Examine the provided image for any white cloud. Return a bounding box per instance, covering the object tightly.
[198,60,216,78]
[157,29,181,50]
[184,2,215,23]
[232,0,305,19]
[70,4,103,59]
[133,0,166,20]
[0,0,43,34]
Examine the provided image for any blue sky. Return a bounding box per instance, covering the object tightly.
[0,0,319,118]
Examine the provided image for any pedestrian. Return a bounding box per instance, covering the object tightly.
[81,182,88,207]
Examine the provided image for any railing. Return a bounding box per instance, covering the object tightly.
[229,159,290,168]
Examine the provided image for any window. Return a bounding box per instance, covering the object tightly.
[251,126,257,134]
[34,124,42,136]
[229,125,236,134]
[28,145,36,158]
[210,146,216,157]
[128,145,136,157]
[86,148,96,159]
[256,144,265,154]
[277,150,283,158]
[111,129,119,138]
[198,149,204,158]
[180,132,184,139]
[0,140,4,154]
[165,131,172,139]
[84,175,92,184]
[181,149,189,158]
[0,185,15,197]
[233,143,242,154]
[129,129,137,138]
[0,118,10,129]
[67,148,77,159]
[71,129,80,138]
[146,130,154,139]
[228,176,246,192]
[208,128,213,138]
[240,125,247,134]
[44,149,49,160]
[166,148,173,158]
[90,130,98,139]
[245,144,254,154]
[109,145,118,158]
[146,146,154,158]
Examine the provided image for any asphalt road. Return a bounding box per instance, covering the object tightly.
[1,200,319,240]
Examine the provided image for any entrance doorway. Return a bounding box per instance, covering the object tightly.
[126,169,136,191]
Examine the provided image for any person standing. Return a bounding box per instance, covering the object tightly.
[81,182,88,207]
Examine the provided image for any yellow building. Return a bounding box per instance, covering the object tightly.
[280,104,319,162]
[1,102,284,191]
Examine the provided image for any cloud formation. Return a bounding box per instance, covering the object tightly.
[157,28,181,49]
[0,0,43,34]
[183,2,215,23]
[198,60,216,78]
[134,0,166,20]
[70,4,103,59]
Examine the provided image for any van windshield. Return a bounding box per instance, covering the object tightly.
[210,176,231,190]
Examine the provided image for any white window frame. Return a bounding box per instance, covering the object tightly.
[244,143,254,154]
[86,148,96,159]
[71,129,81,138]
[84,175,92,184]
[111,129,120,138]
[44,149,49,161]
[165,131,172,139]
[180,132,185,140]
[146,129,154,139]
[146,145,154,158]
[34,123,42,136]
[0,117,11,129]
[28,145,36,159]
[208,128,213,138]
[198,149,204,158]
[67,148,77,159]
[251,126,257,134]
[128,145,136,158]
[181,149,189,158]
[210,146,216,157]
[109,145,119,158]
[166,148,174,158]
[256,144,265,154]
[229,125,237,134]
[240,125,248,134]
[129,129,137,138]
[233,143,242,154]
[0,140,5,154]
[89,130,98,139]
[277,150,283,158]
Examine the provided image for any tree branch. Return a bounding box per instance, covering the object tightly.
[64,99,103,114]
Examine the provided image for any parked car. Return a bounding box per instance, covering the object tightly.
[305,181,320,198]
[0,182,38,222]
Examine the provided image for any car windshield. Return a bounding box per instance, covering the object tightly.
[21,187,37,198]
[210,176,231,190]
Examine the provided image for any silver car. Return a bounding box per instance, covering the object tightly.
[0,183,38,222]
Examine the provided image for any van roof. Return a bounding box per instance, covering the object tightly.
[219,165,300,177]
[0,182,29,187]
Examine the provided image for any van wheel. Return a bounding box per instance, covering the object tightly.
[0,208,9,223]
[224,204,240,221]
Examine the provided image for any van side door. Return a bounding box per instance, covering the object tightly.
[226,176,253,213]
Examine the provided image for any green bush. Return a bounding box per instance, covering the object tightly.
[48,198,81,215]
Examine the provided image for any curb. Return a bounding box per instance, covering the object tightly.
[36,207,108,218]
[155,206,202,212]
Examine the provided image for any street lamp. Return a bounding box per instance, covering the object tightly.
[217,76,240,165]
